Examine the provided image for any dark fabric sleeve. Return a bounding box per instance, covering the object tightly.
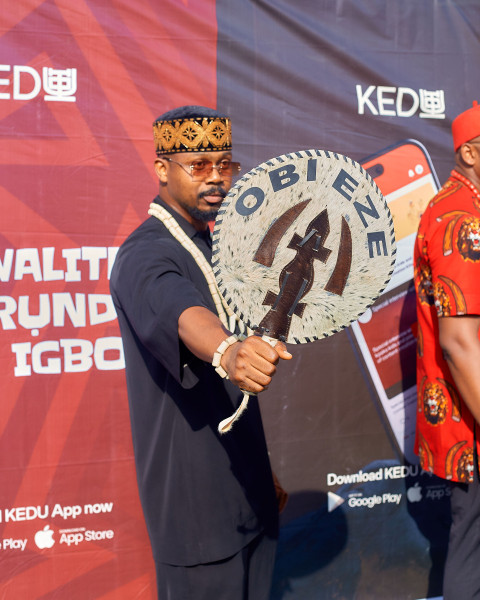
[111,236,210,386]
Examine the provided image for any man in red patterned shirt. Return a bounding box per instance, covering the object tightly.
[414,101,480,599]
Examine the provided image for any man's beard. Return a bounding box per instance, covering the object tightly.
[181,187,226,223]
[187,205,220,222]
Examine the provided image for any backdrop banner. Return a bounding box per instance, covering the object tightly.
[1,1,479,598]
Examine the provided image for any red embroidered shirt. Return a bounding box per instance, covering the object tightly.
[414,170,480,482]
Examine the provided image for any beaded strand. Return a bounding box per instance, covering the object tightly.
[148,202,239,332]
[148,202,254,434]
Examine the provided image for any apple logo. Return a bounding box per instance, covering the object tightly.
[34,525,55,549]
[406,482,422,503]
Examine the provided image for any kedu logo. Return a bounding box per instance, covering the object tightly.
[356,85,445,119]
[0,65,77,102]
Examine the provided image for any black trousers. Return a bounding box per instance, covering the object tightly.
[155,532,277,600]
[443,460,480,600]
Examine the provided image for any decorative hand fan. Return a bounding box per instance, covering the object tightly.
[212,149,396,432]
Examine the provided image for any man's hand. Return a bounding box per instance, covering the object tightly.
[178,306,292,394]
[221,335,292,394]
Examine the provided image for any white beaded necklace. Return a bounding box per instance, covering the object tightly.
[148,202,255,434]
[148,202,239,332]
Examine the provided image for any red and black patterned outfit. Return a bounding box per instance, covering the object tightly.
[414,170,480,482]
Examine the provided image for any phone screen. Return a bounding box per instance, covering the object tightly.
[351,140,440,463]
[364,141,439,292]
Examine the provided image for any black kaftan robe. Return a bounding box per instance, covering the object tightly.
[110,197,278,566]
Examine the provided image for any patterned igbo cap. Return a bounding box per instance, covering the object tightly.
[153,105,232,154]
[452,101,480,151]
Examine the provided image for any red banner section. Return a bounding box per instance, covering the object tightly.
[0,1,217,597]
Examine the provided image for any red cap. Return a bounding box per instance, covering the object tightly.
[452,101,480,151]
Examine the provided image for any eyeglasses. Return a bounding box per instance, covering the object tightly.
[161,157,241,181]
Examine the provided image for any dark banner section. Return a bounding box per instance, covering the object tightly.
[217,0,479,181]
[216,1,479,598]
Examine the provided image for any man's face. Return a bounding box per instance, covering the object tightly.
[156,151,237,227]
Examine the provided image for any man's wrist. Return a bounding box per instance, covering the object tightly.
[212,335,238,379]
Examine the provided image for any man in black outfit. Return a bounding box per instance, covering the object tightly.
[110,105,291,599]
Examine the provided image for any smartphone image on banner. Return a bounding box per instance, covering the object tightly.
[350,140,440,464]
